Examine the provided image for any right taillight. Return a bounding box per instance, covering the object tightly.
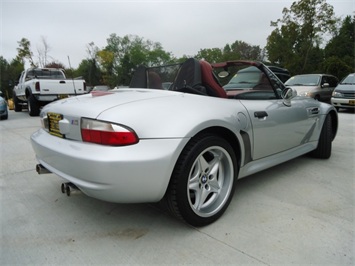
[81,118,139,146]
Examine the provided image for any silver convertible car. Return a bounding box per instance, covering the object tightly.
[31,58,338,226]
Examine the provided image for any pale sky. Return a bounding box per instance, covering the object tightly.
[1,0,354,68]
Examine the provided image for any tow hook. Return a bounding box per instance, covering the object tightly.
[61,182,81,196]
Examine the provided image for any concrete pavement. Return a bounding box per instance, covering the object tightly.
[1,110,354,265]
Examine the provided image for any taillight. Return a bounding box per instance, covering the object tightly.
[35,82,40,91]
[81,118,139,146]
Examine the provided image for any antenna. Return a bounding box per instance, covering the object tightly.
[67,56,77,95]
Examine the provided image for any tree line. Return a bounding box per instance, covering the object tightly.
[1,0,354,99]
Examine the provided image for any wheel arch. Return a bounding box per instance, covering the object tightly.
[187,126,242,172]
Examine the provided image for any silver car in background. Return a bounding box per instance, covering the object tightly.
[31,58,338,226]
[285,74,338,102]
[331,73,355,111]
[0,91,8,120]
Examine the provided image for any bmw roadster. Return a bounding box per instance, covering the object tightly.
[31,58,338,226]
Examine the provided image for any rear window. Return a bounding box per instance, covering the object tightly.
[26,69,65,80]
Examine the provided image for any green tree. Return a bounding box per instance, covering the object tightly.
[75,42,103,86]
[266,0,338,74]
[223,40,263,61]
[0,56,24,99]
[98,34,174,87]
[76,59,102,86]
[324,15,355,79]
[16,38,36,67]
[322,56,353,80]
[0,57,10,97]
[195,41,262,63]
[196,48,223,63]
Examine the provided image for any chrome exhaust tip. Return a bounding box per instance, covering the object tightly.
[36,164,51,174]
[61,182,81,196]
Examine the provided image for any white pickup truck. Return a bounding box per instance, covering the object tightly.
[13,68,86,116]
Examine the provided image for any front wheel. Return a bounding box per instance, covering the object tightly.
[166,134,238,227]
[310,114,332,159]
[13,94,22,112]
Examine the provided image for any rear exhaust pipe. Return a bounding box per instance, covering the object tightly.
[36,164,51,174]
[61,182,81,196]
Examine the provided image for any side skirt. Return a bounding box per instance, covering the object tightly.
[238,141,317,179]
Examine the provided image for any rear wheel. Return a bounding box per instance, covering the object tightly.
[28,94,40,116]
[166,134,238,226]
[310,114,332,159]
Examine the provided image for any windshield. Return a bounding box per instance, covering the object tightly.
[224,71,261,90]
[341,74,355,84]
[129,58,283,100]
[229,72,261,85]
[285,75,320,86]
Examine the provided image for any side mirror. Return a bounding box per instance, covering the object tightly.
[282,87,297,107]
[218,71,229,78]
[322,82,329,88]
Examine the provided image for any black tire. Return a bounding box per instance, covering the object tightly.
[13,94,22,112]
[165,134,238,227]
[28,94,40,116]
[61,183,66,194]
[310,114,332,159]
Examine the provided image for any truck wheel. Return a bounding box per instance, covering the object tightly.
[13,94,22,112]
[28,94,40,116]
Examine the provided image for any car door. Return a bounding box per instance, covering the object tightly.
[237,71,321,161]
[320,75,336,101]
[240,98,318,160]
[327,76,339,98]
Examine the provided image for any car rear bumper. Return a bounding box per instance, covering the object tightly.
[31,129,188,203]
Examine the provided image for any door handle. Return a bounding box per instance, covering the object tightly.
[59,80,66,84]
[254,111,268,118]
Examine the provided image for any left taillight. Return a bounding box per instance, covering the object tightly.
[35,81,40,91]
[81,118,139,146]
